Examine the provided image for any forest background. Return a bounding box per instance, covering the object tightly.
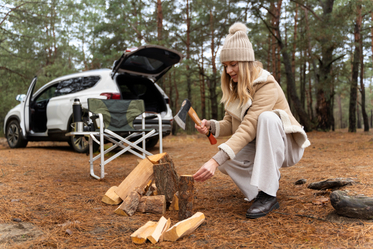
[1,0,373,136]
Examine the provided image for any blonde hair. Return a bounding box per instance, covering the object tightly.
[221,61,262,107]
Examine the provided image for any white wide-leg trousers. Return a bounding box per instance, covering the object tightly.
[218,111,304,201]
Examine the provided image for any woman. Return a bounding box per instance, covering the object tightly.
[193,22,310,219]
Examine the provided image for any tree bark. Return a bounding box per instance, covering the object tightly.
[153,162,179,205]
[209,9,218,120]
[359,17,369,132]
[349,4,362,133]
[178,175,194,220]
[315,0,336,131]
[137,195,166,214]
[330,190,373,219]
[157,0,163,42]
[269,1,314,131]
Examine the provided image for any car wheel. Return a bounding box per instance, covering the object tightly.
[69,134,89,153]
[146,137,159,149]
[6,120,28,148]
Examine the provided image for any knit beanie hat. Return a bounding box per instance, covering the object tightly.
[219,22,255,63]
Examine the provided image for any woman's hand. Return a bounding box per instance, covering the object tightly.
[193,158,219,182]
[195,119,210,135]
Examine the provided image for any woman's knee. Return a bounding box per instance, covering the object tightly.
[258,111,280,125]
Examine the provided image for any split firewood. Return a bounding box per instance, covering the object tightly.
[102,186,122,205]
[130,221,158,244]
[114,189,141,216]
[137,195,166,214]
[145,183,158,196]
[115,156,156,200]
[163,212,205,242]
[159,218,171,243]
[147,216,168,244]
[169,192,179,211]
[308,178,354,190]
[330,190,373,219]
[146,152,168,164]
[178,175,194,220]
[154,162,179,205]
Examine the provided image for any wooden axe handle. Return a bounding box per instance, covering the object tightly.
[188,107,217,145]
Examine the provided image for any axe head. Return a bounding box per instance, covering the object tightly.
[174,99,191,130]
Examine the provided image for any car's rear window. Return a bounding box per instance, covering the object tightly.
[54,76,100,96]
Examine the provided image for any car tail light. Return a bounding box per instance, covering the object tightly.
[100,93,121,99]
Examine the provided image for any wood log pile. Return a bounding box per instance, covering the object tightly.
[101,153,205,244]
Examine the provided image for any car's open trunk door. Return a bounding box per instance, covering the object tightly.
[111,45,183,82]
[23,77,37,134]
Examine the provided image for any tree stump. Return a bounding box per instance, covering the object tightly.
[330,190,373,219]
[178,175,194,220]
[307,178,354,190]
[153,162,179,205]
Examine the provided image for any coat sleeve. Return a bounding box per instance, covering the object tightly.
[219,82,279,159]
[216,111,233,137]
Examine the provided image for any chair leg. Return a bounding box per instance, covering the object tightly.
[89,135,100,180]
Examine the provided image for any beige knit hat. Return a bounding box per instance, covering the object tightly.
[219,22,255,63]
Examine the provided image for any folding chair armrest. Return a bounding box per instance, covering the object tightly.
[90,113,104,130]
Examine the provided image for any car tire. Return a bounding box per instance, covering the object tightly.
[146,137,159,149]
[6,120,28,148]
[69,134,89,153]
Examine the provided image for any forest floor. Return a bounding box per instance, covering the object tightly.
[0,130,373,248]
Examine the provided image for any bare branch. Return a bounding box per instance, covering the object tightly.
[253,7,281,43]
[0,3,27,26]
[291,0,322,21]
[0,66,27,78]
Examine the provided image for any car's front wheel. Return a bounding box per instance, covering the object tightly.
[6,120,28,148]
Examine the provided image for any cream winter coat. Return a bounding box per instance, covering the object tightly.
[212,69,310,160]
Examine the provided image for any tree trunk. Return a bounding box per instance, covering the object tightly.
[209,9,218,120]
[269,0,313,131]
[292,3,298,75]
[349,4,361,133]
[359,20,369,132]
[200,41,206,118]
[315,0,336,131]
[157,0,163,42]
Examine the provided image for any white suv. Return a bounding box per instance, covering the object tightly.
[4,45,183,153]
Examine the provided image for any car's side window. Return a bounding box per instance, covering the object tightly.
[35,85,58,102]
[54,76,100,96]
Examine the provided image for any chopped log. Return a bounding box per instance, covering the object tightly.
[137,195,166,214]
[330,190,373,219]
[159,218,171,243]
[114,190,141,216]
[115,157,155,200]
[154,162,179,204]
[163,212,205,242]
[147,216,168,244]
[169,192,179,211]
[178,175,194,220]
[308,178,354,190]
[102,186,122,205]
[130,221,157,244]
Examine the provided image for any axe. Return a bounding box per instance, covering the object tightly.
[174,99,217,145]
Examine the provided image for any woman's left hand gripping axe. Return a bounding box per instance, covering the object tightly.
[174,99,217,145]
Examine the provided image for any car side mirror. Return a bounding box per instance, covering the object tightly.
[16,94,26,102]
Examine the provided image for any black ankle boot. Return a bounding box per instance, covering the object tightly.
[246,191,279,219]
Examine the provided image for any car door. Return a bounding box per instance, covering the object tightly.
[23,77,37,134]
